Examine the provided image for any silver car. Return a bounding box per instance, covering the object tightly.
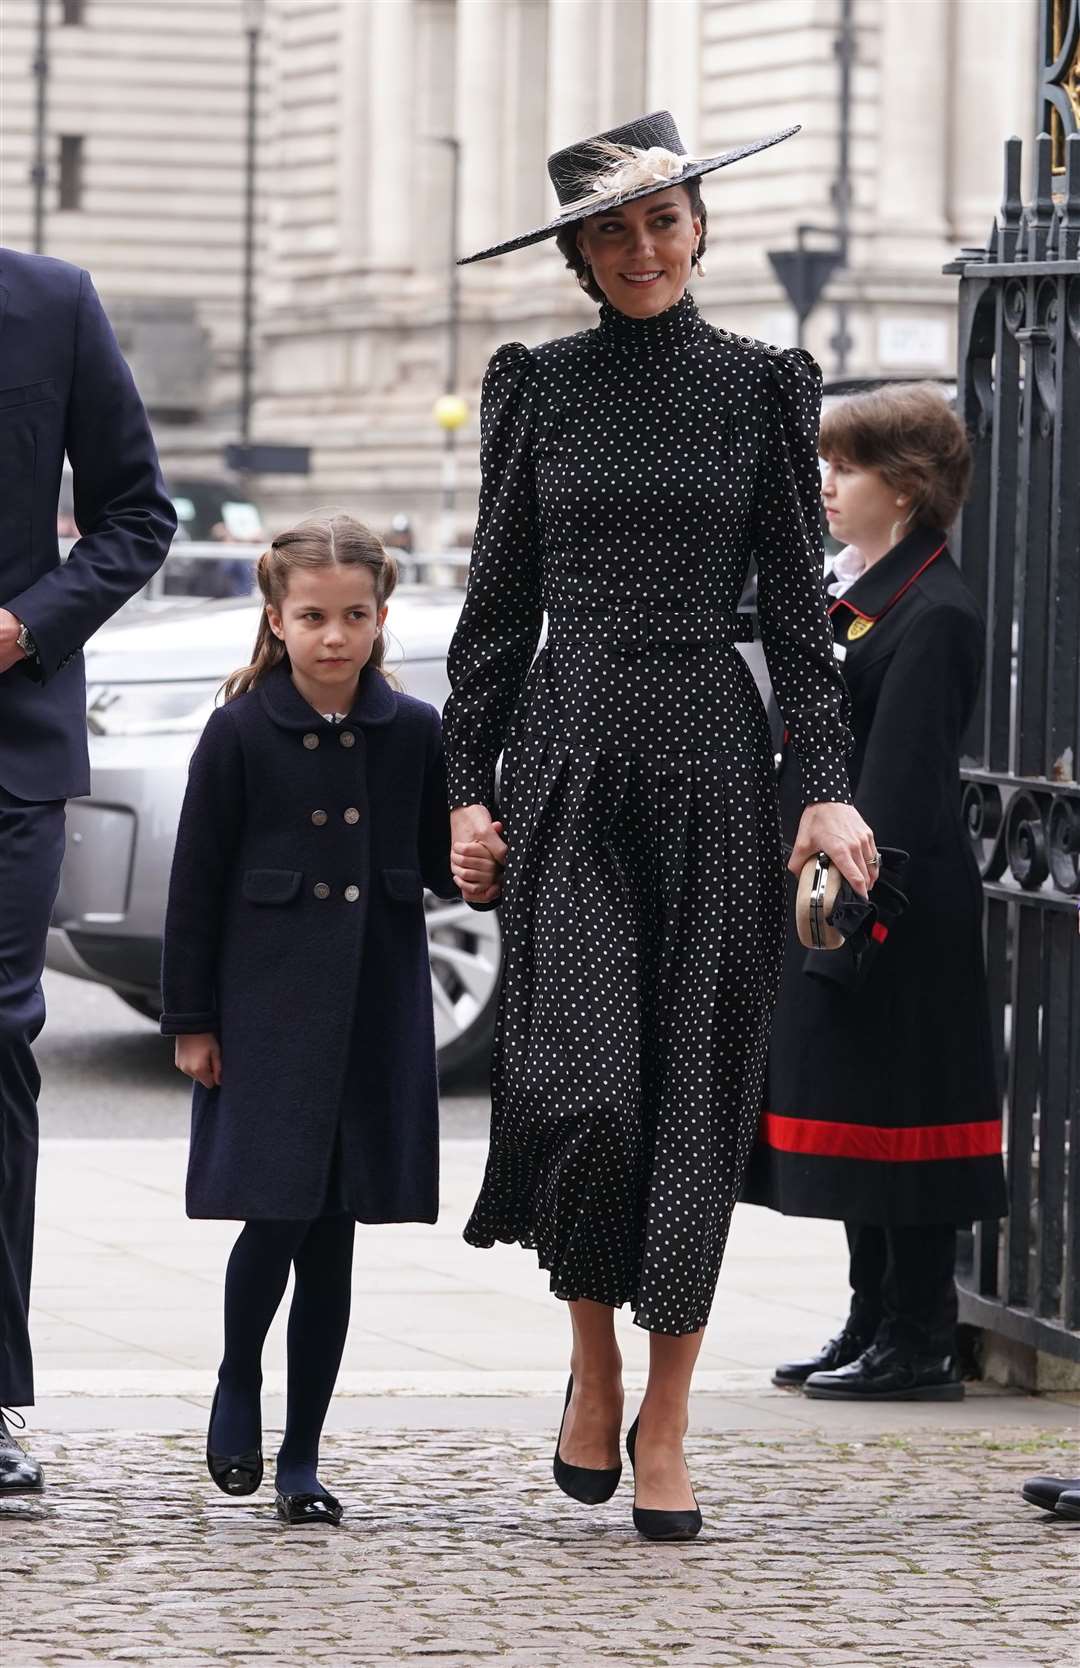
[46,570,503,1078]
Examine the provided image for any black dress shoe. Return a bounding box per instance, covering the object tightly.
[1021,1475,1080,1512]
[772,1327,868,1389]
[0,1410,44,1496]
[552,1376,622,1505]
[206,1384,263,1497]
[275,1489,343,1527]
[1054,1490,1080,1521]
[804,1342,964,1401]
[625,1416,702,1542]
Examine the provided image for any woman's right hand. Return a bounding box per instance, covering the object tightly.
[451,804,508,905]
[175,1032,222,1089]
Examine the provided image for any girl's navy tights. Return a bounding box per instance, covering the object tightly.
[211,1214,355,1499]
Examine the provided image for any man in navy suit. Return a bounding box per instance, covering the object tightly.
[0,248,176,1492]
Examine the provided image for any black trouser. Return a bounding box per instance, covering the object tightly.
[844,1221,958,1357]
[0,786,66,1408]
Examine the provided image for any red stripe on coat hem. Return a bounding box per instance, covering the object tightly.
[759,1111,1002,1163]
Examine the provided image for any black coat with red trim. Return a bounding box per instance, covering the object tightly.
[744,525,1007,1226]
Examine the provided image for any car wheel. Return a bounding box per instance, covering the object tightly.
[426,891,502,1081]
[117,989,163,1024]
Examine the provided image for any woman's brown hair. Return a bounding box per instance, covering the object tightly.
[818,383,973,531]
[555,179,708,304]
[222,512,398,701]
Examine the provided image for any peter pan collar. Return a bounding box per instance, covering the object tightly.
[828,524,948,627]
[258,659,397,732]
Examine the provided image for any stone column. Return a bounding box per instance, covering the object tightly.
[948,0,1038,247]
[339,0,415,267]
[875,0,951,262]
[645,0,699,150]
[546,0,605,159]
[455,0,508,258]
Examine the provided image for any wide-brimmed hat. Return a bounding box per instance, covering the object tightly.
[457,109,800,266]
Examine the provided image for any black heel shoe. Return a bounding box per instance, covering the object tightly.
[206,1383,263,1497]
[552,1376,622,1505]
[625,1416,702,1541]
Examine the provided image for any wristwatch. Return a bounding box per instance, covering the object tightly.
[15,621,38,661]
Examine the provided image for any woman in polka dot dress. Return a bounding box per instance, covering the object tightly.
[444,113,875,1539]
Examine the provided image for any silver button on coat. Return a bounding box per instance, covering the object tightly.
[344,884,360,902]
[339,730,356,748]
[343,807,360,825]
[311,809,328,826]
[313,882,331,899]
[303,732,320,749]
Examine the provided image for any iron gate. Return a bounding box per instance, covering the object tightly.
[948,128,1080,1363]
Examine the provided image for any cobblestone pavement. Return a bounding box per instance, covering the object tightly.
[6,1425,1078,1668]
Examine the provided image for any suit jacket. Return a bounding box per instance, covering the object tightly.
[0,247,176,799]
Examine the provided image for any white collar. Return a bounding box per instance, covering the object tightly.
[827,544,868,598]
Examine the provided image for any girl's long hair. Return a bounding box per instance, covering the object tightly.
[221,513,399,702]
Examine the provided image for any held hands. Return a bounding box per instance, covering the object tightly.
[0,610,28,676]
[175,1032,222,1089]
[450,805,508,905]
[789,802,877,899]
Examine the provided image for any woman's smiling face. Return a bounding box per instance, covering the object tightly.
[575,185,702,318]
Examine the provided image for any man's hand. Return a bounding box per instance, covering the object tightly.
[0,609,28,676]
[450,805,508,905]
[175,1032,222,1089]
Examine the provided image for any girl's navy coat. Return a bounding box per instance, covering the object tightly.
[160,660,457,1223]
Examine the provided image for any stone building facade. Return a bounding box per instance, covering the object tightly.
[0,0,1039,539]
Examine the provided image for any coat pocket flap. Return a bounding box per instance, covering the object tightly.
[382,867,424,902]
[242,868,303,905]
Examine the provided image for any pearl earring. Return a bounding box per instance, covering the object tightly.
[693,248,706,277]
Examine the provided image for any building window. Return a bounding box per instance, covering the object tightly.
[59,136,84,210]
[61,0,85,23]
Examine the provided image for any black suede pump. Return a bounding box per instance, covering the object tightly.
[552,1376,622,1505]
[625,1415,702,1541]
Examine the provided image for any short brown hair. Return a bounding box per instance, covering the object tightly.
[222,513,398,701]
[818,383,972,531]
[555,180,708,305]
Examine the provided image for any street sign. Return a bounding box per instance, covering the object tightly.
[767,249,842,321]
[224,442,311,475]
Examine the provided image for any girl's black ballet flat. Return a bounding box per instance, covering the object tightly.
[553,1375,623,1505]
[275,1490,343,1527]
[206,1385,263,1497]
[625,1416,703,1542]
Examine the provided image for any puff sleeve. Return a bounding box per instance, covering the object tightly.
[752,348,853,806]
[442,342,545,813]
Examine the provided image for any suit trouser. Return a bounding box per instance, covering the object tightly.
[0,784,66,1407]
[844,1221,958,1357]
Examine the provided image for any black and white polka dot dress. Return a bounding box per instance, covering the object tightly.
[443,292,851,1335]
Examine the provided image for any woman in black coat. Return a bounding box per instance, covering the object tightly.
[745,385,1007,1400]
[160,514,496,1526]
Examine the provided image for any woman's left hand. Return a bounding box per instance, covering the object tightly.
[789,802,877,898]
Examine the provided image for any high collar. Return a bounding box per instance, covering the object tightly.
[258,658,397,732]
[829,524,948,624]
[597,290,703,356]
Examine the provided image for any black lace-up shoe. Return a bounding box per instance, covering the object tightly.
[804,1342,964,1400]
[772,1328,868,1388]
[1021,1475,1080,1512]
[0,1409,44,1495]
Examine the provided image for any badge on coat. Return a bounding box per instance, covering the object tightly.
[847,616,875,641]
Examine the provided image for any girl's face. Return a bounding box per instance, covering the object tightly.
[576,186,702,319]
[266,564,387,691]
[820,457,911,552]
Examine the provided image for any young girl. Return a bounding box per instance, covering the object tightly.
[160,514,501,1526]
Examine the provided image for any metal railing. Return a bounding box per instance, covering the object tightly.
[948,132,1080,1362]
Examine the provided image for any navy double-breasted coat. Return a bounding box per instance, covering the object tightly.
[160,660,457,1223]
[745,525,1008,1227]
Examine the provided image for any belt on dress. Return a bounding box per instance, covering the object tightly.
[547,608,756,651]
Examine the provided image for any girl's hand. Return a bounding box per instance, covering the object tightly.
[450,806,508,905]
[789,802,877,899]
[175,1032,222,1089]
